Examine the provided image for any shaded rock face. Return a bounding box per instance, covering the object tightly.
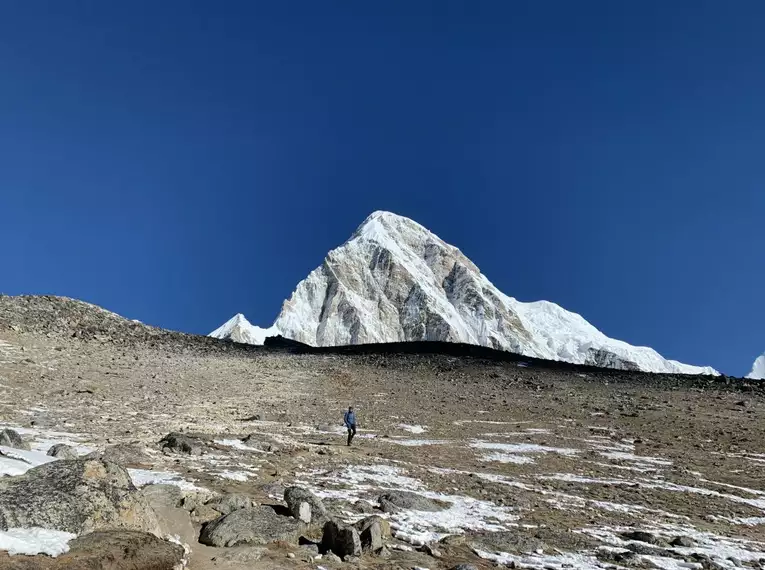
[46,444,78,459]
[0,429,29,450]
[284,486,328,525]
[354,515,386,553]
[0,459,160,535]
[378,490,448,513]
[0,530,184,570]
[322,520,362,558]
[199,506,301,547]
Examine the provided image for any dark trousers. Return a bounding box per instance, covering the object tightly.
[346,424,356,445]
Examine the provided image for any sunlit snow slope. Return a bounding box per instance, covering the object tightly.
[747,354,765,380]
[211,211,718,375]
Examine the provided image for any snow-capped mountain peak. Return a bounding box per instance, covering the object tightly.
[747,353,765,380]
[211,210,718,376]
[209,313,278,345]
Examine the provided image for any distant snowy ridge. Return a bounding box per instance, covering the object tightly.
[209,313,279,346]
[210,211,718,376]
[747,354,765,380]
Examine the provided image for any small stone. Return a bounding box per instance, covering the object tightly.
[670,536,696,547]
[287,552,295,558]
[47,443,78,459]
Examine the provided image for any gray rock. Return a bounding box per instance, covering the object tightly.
[199,506,301,547]
[47,443,78,459]
[322,520,361,558]
[449,565,479,570]
[284,486,328,525]
[621,530,663,545]
[324,552,342,563]
[670,535,696,547]
[87,443,151,466]
[159,432,204,455]
[191,504,221,524]
[0,459,160,535]
[0,429,29,450]
[354,515,387,553]
[206,493,255,515]
[136,484,183,509]
[301,543,320,555]
[212,546,268,563]
[378,490,448,513]
[0,530,185,570]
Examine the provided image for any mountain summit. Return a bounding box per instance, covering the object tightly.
[211,211,717,375]
[747,353,765,380]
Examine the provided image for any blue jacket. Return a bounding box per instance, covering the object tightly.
[344,410,356,427]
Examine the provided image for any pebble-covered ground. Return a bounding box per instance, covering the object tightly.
[0,296,763,569]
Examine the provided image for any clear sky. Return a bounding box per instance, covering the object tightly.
[1,1,762,375]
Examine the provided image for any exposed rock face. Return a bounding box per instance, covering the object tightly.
[322,520,362,558]
[212,211,717,376]
[284,486,329,525]
[0,530,185,570]
[0,429,29,450]
[0,459,161,535]
[198,506,302,547]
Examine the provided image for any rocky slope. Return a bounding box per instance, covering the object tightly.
[0,300,763,569]
[213,211,717,375]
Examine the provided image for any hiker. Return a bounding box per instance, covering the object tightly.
[344,406,357,446]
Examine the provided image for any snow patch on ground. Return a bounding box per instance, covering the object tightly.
[388,439,450,447]
[471,441,579,463]
[0,527,76,556]
[128,468,206,492]
[213,439,267,453]
[216,470,250,482]
[0,446,57,476]
[397,424,427,434]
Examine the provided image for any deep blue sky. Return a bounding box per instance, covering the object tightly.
[1,1,762,375]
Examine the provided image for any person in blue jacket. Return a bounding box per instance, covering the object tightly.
[344,406,357,446]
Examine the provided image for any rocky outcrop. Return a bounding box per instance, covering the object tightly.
[283,486,328,525]
[0,459,160,535]
[0,530,185,570]
[199,506,302,547]
[0,429,29,450]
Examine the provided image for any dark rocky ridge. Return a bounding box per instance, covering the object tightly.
[0,294,760,395]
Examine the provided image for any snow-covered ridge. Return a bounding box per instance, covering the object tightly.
[209,313,279,346]
[210,211,718,376]
[747,354,765,380]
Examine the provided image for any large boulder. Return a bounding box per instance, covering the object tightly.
[199,506,302,547]
[378,491,448,513]
[354,515,388,553]
[322,520,361,558]
[206,493,255,515]
[0,429,29,450]
[136,484,184,509]
[86,443,151,466]
[0,459,161,535]
[0,530,185,570]
[284,486,328,525]
[159,432,204,455]
[47,444,78,459]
